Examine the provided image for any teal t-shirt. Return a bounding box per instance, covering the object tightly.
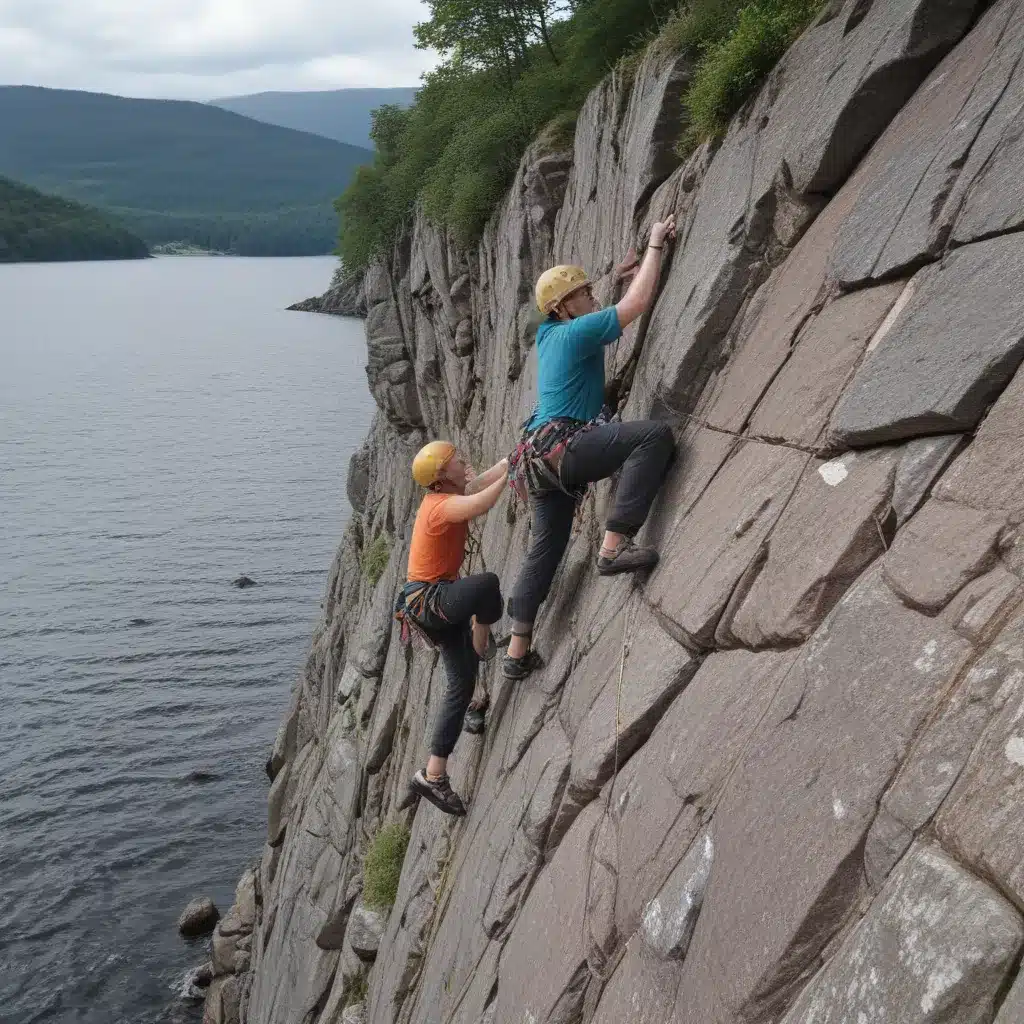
[527,307,622,430]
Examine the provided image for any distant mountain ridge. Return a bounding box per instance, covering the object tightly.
[211,88,419,149]
[0,175,148,262]
[0,86,373,256]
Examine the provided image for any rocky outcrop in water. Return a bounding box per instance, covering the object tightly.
[218,1,1024,1021]
[289,270,367,318]
[202,870,257,1024]
[178,897,219,938]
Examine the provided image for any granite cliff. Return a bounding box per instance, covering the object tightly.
[206,1,1024,1021]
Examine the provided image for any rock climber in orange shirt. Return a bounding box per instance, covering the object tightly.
[397,441,508,816]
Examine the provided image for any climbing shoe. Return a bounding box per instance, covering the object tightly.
[463,697,488,735]
[596,538,659,576]
[502,648,543,681]
[410,770,467,817]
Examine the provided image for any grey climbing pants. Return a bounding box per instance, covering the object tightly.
[415,572,503,758]
[506,419,675,626]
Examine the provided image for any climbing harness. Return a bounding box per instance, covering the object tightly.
[507,406,614,505]
[393,580,448,651]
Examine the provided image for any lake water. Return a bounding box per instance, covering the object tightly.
[0,257,375,1023]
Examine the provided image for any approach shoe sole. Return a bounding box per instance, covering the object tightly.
[596,548,659,576]
[409,769,467,817]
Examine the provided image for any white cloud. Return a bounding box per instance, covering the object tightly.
[0,0,437,98]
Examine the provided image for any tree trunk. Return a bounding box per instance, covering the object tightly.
[538,4,560,64]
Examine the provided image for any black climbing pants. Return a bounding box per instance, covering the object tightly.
[506,419,675,626]
[415,572,503,758]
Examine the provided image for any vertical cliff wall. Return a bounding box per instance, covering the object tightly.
[205,1,1024,1021]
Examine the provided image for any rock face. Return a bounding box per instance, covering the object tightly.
[347,905,386,962]
[214,1,1024,1022]
[780,843,1023,1024]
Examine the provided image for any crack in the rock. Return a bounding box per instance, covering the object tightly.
[938,29,1024,251]
[866,4,1019,283]
[947,215,1024,254]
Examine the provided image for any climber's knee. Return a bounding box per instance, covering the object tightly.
[477,571,502,625]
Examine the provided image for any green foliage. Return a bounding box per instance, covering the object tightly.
[657,0,747,57]
[338,0,679,267]
[338,0,822,266]
[363,823,411,908]
[362,533,391,588]
[683,0,824,144]
[415,1,571,77]
[0,176,148,262]
[111,206,339,256]
[0,86,372,256]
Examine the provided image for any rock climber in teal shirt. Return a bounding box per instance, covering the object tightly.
[504,215,679,681]
[527,305,623,430]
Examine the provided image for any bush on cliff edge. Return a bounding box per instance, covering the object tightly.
[363,823,412,908]
[682,0,824,147]
[337,0,680,268]
[337,0,823,269]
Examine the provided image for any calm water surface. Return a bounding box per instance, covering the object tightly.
[0,257,374,1023]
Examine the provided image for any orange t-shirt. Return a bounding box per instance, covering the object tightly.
[407,493,467,583]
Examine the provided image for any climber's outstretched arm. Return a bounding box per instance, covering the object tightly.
[615,214,676,328]
[442,470,508,523]
[465,457,509,496]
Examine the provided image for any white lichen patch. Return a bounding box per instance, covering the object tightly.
[832,796,846,820]
[819,459,850,487]
[1004,735,1024,768]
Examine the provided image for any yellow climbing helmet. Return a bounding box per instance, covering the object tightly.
[535,265,589,314]
[412,440,456,488]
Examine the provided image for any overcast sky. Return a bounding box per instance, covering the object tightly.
[0,0,438,99]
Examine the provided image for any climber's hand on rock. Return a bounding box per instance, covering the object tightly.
[650,214,676,248]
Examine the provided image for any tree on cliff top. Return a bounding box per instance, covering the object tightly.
[337,0,824,270]
[338,0,680,267]
[415,0,575,78]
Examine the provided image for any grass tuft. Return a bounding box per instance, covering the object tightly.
[363,822,411,909]
[683,0,824,144]
[362,533,391,588]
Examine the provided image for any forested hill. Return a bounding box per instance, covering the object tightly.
[211,88,419,149]
[0,87,373,256]
[0,176,148,263]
